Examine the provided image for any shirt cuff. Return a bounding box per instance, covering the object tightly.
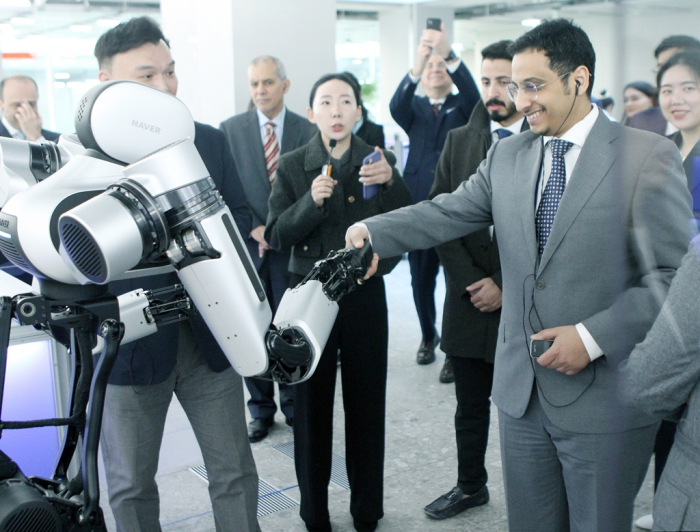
[575,323,604,361]
[346,223,372,247]
[407,71,420,84]
[446,58,462,74]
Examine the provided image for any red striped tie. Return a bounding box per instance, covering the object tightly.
[264,122,280,183]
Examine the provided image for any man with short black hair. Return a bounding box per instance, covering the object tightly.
[220,55,315,443]
[654,34,700,70]
[0,74,59,142]
[95,16,260,532]
[348,19,692,531]
[422,39,526,521]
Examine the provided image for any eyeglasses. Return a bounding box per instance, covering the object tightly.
[506,71,572,102]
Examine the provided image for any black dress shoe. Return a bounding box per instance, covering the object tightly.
[423,485,489,520]
[416,334,440,365]
[353,519,378,532]
[305,522,332,532]
[439,358,454,384]
[247,417,274,443]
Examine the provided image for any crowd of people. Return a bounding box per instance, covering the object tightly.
[2,12,700,532]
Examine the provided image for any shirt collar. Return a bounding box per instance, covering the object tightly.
[490,116,525,135]
[428,97,446,106]
[543,104,598,149]
[256,106,286,130]
[2,116,21,137]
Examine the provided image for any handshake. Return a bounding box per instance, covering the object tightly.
[344,224,379,280]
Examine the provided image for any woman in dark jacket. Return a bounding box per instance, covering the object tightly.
[265,73,412,532]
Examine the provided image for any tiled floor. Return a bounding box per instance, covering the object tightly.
[99,259,655,531]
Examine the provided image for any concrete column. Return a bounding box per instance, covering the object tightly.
[161,0,336,126]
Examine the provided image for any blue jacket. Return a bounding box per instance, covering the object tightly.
[107,122,252,385]
[390,61,479,202]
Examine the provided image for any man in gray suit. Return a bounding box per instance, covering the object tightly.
[347,20,692,532]
[621,239,700,532]
[220,56,315,443]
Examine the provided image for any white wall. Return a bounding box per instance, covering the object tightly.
[161,0,336,127]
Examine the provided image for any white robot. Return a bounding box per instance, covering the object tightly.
[0,80,372,384]
[0,81,371,531]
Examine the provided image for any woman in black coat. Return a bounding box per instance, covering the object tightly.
[265,73,412,532]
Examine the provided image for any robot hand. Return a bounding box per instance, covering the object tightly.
[264,241,373,383]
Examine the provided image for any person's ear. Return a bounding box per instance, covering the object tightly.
[98,70,111,83]
[306,107,315,124]
[283,79,291,94]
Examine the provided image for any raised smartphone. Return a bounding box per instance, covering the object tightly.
[427,18,442,31]
[362,151,381,200]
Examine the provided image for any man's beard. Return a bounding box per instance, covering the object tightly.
[485,98,518,124]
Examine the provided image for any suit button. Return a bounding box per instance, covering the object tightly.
[303,245,308,251]
[348,196,355,203]
[535,281,546,290]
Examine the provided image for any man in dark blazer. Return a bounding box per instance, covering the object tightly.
[423,39,527,521]
[220,55,315,443]
[390,22,480,375]
[349,20,693,532]
[0,75,60,142]
[94,17,261,532]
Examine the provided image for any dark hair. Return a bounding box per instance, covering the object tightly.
[309,73,361,109]
[342,71,368,120]
[0,74,39,99]
[95,17,170,70]
[481,40,514,62]
[509,19,595,97]
[624,81,656,99]
[657,50,700,89]
[654,35,700,60]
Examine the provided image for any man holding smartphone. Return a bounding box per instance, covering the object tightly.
[390,20,480,381]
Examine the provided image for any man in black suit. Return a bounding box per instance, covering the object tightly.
[0,75,60,142]
[423,40,527,520]
[220,56,315,443]
[94,17,260,532]
[390,23,480,378]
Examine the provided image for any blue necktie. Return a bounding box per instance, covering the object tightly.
[495,128,513,139]
[535,139,573,256]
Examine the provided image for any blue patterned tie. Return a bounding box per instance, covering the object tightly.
[535,139,573,256]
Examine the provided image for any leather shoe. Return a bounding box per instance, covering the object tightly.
[353,519,378,532]
[439,358,454,384]
[416,334,440,365]
[247,417,274,443]
[424,485,489,520]
[305,522,331,532]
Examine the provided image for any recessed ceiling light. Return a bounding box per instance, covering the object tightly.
[10,17,35,26]
[54,72,70,80]
[521,19,540,27]
[70,25,92,33]
[96,19,119,28]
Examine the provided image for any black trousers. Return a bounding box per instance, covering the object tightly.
[245,249,294,420]
[653,420,678,489]
[408,248,440,342]
[452,356,494,495]
[292,276,388,527]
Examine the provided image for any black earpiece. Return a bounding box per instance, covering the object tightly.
[575,80,581,95]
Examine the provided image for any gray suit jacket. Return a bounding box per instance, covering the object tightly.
[364,112,692,434]
[220,108,316,230]
[622,240,700,531]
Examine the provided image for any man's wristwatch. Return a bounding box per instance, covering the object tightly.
[444,49,457,62]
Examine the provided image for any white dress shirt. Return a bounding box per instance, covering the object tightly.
[2,115,45,141]
[257,106,286,149]
[536,104,604,361]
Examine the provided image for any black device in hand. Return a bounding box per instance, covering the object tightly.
[427,18,441,31]
[530,339,553,358]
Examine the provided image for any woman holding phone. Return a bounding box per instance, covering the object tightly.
[265,73,412,532]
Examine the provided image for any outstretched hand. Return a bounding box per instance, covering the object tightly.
[345,225,378,279]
